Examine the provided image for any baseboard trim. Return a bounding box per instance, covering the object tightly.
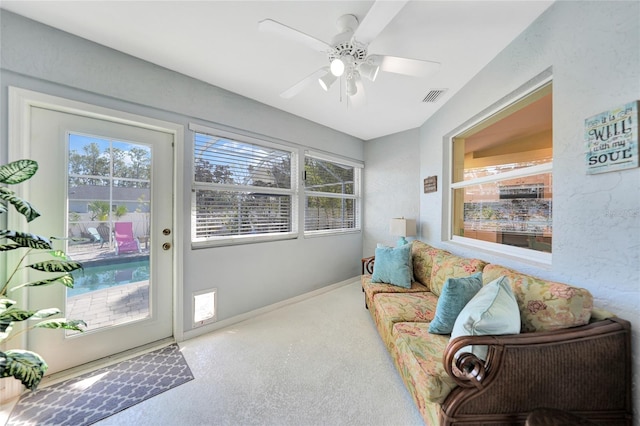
[181,276,359,341]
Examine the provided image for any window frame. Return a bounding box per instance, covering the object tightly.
[189,125,364,247]
[190,123,299,248]
[446,75,553,265]
[303,150,363,237]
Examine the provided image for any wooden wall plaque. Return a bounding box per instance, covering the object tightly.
[424,176,437,193]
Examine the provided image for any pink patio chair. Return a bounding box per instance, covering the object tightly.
[114,222,141,255]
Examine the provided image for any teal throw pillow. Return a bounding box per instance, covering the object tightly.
[376,241,415,281]
[450,276,520,360]
[429,272,483,334]
[371,243,412,288]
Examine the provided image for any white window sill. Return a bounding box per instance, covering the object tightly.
[449,235,552,268]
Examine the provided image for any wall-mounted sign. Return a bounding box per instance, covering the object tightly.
[585,100,638,174]
[424,176,437,193]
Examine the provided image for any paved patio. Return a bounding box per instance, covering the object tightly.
[65,242,151,332]
[67,280,150,332]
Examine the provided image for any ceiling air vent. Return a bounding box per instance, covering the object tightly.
[422,89,448,103]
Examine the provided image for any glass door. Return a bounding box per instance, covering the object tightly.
[20,105,174,375]
[66,134,153,332]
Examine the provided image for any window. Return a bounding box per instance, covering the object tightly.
[304,153,361,234]
[450,82,552,260]
[191,126,297,246]
[67,133,151,243]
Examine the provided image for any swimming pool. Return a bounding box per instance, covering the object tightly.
[68,259,150,297]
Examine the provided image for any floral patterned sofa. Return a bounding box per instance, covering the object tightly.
[361,240,632,425]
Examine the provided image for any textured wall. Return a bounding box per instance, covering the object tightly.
[422,1,640,421]
[0,11,364,337]
[363,128,420,256]
[365,1,639,421]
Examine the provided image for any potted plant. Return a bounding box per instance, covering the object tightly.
[1,159,85,391]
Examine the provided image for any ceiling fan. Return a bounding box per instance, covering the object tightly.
[258,0,440,103]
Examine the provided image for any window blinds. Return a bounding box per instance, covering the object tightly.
[193,131,295,241]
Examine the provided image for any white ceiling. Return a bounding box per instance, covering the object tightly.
[1,1,554,141]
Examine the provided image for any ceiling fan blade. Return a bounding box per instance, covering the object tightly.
[352,0,409,45]
[259,19,332,53]
[378,55,441,77]
[280,68,328,99]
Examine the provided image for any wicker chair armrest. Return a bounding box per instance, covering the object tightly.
[444,335,503,389]
[440,318,632,423]
[443,318,631,390]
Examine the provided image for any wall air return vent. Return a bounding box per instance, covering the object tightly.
[422,89,448,103]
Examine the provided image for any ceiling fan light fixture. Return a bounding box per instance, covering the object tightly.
[346,75,358,96]
[330,58,345,76]
[359,62,380,82]
[318,72,337,91]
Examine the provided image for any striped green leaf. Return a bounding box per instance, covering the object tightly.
[0,307,41,322]
[27,260,83,274]
[34,318,86,332]
[0,321,14,341]
[49,249,69,259]
[1,231,52,250]
[0,299,16,311]
[0,159,38,185]
[0,300,16,340]
[0,349,48,390]
[30,308,62,319]
[0,188,41,222]
[0,242,22,252]
[10,274,75,291]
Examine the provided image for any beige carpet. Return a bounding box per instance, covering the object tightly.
[96,281,424,426]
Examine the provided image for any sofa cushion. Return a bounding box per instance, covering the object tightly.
[410,241,450,290]
[428,272,483,334]
[372,292,438,351]
[430,253,487,297]
[371,243,413,288]
[378,242,416,281]
[483,264,593,332]
[450,276,520,360]
[361,275,429,310]
[391,322,457,405]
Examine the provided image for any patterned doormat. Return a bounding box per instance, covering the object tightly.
[7,344,194,426]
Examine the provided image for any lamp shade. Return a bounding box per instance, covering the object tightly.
[318,72,337,91]
[390,218,417,238]
[359,62,380,82]
[346,76,358,96]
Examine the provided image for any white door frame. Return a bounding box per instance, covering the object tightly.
[7,86,185,346]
